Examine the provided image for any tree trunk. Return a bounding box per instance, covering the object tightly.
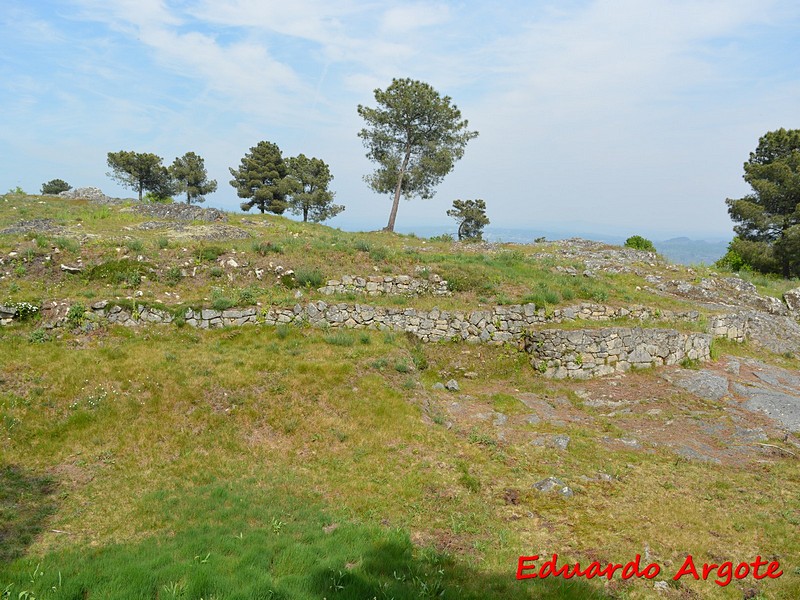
[138,183,143,202]
[385,147,412,232]
[303,206,308,222]
[186,190,191,204]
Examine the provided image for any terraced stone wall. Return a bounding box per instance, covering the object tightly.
[523,327,712,379]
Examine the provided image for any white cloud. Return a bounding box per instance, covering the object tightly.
[380,3,451,34]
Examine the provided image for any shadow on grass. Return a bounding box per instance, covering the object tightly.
[0,464,58,563]
[0,482,609,599]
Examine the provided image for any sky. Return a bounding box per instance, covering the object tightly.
[2,0,799,240]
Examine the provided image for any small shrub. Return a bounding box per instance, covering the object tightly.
[276,324,291,339]
[401,377,416,390]
[67,302,86,328]
[144,191,173,203]
[370,358,388,369]
[194,246,226,262]
[624,235,656,252]
[439,265,488,293]
[252,240,283,255]
[280,273,298,288]
[359,332,371,345]
[236,286,258,305]
[86,259,151,285]
[295,268,323,288]
[429,233,454,243]
[9,301,40,322]
[35,235,49,249]
[369,246,389,261]
[680,357,701,369]
[210,288,234,311]
[354,240,371,252]
[125,271,142,287]
[410,346,428,371]
[28,328,50,343]
[715,248,749,272]
[125,239,144,253]
[394,361,410,373]
[325,332,355,347]
[164,266,183,285]
[54,237,79,253]
[209,266,224,278]
[156,237,169,250]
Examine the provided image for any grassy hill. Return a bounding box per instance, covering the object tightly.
[1,192,799,599]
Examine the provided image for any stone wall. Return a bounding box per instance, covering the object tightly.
[524,327,712,379]
[709,313,749,343]
[317,274,451,297]
[709,310,800,355]
[31,299,702,347]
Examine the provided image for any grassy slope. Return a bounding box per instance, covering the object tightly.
[1,194,799,599]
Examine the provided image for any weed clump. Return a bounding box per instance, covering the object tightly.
[194,245,226,262]
[85,259,152,285]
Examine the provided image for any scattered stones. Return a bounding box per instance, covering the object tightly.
[675,444,721,464]
[530,434,571,451]
[784,287,800,314]
[532,477,574,498]
[0,218,69,235]
[60,264,83,273]
[431,383,446,391]
[58,186,129,204]
[651,274,792,316]
[128,203,227,221]
[444,379,460,392]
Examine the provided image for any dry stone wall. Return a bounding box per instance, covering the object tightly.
[318,274,451,297]
[29,299,703,348]
[524,327,712,379]
[5,299,731,379]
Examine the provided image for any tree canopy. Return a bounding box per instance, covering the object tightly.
[285,154,343,223]
[229,141,289,214]
[726,128,800,277]
[41,179,71,195]
[447,199,489,241]
[171,152,217,204]
[357,78,478,232]
[107,151,172,202]
[624,235,656,252]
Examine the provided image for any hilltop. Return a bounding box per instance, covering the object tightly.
[1,190,799,599]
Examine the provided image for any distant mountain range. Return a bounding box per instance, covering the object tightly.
[653,237,729,266]
[390,226,730,266]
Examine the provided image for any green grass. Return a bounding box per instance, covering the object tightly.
[3,194,800,600]
[0,481,603,600]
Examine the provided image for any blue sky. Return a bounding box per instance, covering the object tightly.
[2,0,799,239]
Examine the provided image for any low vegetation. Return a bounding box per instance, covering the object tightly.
[1,192,798,599]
